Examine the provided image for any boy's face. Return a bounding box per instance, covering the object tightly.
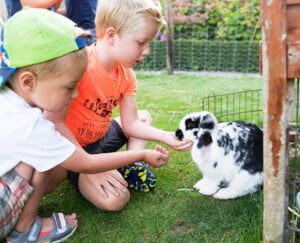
[111,23,159,68]
[31,58,86,112]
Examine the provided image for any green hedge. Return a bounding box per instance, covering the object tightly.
[135,40,259,73]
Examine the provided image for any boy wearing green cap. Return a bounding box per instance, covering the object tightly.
[0,8,169,242]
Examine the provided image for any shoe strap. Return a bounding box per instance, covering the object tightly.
[27,217,42,242]
[7,216,43,242]
[52,212,67,234]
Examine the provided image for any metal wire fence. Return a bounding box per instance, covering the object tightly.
[136,0,261,73]
[201,89,263,127]
[288,79,300,242]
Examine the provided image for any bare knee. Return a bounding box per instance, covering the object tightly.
[137,110,152,125]
[14,163,34,182]
[87,189,130,212]
[98,190,130,212]
[78,174,131,211]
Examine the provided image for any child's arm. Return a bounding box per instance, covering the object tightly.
[119,96,193,151]
[20,0,62,10]
[44,107,80,146]
[60,145,169,173]
[44,109,169,173]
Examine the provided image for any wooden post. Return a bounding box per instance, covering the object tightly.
[165,0,173,74]
[261,0,289,241]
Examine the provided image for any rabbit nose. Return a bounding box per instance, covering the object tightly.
[175,129,184,141]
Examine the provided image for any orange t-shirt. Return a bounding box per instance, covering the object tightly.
[65,44,137,146]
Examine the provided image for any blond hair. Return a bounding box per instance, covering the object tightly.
[95,0,163,38]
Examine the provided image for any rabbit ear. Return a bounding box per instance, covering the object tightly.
[197,131,212,148]
[200,113,216,130]
[185,118,195,130]
[185,117,200,130]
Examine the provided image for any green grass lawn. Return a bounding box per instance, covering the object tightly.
[41,72,263,242]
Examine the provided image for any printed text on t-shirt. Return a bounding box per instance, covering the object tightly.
[83,96,122,117]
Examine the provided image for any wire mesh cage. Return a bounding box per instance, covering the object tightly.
[288,79,300,242]
[201,89,263,127]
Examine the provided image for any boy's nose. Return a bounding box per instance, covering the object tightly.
[142,44,151,56]
[71,87,79,99]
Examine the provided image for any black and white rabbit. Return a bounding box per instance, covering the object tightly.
[176,111,263,199]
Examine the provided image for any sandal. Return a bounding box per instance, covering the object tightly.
[6,212,77,243]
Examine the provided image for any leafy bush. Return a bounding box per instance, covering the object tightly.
[215,0,261,41]
[171,0,222,40]
[159,0,261,41]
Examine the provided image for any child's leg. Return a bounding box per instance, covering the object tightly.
[68,111,152,210]
[70,123,131,211]
[115,110,157,191]
[78,171,130,211]
[44,166,68,194]
[10,163,76,235]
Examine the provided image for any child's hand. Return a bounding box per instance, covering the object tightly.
[82,170,128,198]
[161,131,193,151]
[144,145,169,168]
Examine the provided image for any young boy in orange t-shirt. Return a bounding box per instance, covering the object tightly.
[45,0,192,211]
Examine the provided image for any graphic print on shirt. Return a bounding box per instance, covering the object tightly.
[83,95,122,118]
[75,93,123,145]
[65,45,137,147]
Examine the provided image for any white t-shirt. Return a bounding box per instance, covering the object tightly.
[0,86,76,177]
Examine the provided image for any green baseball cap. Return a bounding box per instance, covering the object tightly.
[0,8,86,85]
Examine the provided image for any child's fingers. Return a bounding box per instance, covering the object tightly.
[74,26,90,37]
[160,152,169,161]
[102,181,124,197]
[114,171,128,185]
[161,147,169,156]
[109,175,128,191]
[97,185,109,198]
[155,145,169,155]
[155,145,162,151]
[175,140,193,151]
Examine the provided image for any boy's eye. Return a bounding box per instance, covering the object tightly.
[67,87,76,91]
[137,41,145,45]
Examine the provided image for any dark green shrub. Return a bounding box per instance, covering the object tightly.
[135,40,259,73]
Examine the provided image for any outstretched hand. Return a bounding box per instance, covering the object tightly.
[144,145,169,168]
[161,131,193,151]
[83,170,128,198]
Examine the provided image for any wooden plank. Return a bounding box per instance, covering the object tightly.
[287,4,300,42]
[288,43,300,78]
[259,41,263,75]
[287,0,300,5]
[261,0,289,241]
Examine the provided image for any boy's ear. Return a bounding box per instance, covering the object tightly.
[18,71,37,92]
[105,27,117,45]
